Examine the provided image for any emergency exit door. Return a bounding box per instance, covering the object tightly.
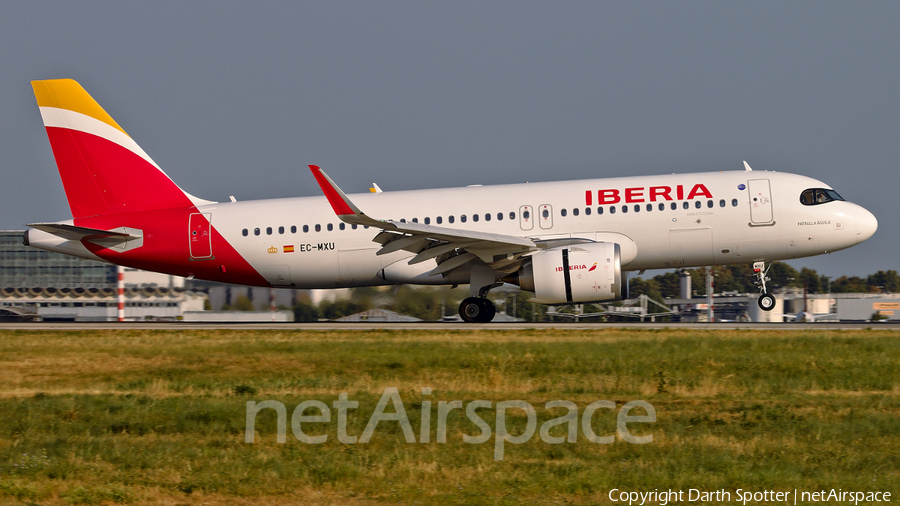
[519,205,533,231]
[189,213,212,258]
[539,204,553,229]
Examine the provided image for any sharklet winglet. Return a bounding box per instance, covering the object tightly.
[308,165,386,228]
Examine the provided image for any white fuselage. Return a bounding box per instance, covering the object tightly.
[200,170,876,289]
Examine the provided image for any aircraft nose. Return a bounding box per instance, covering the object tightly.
[856,207,878,244]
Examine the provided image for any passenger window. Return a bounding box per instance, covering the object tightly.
[573,208,579,216]
[278,226,284,234]
[425,217,430,225]
[683,202,689,210]
[473,214,479,222]
[437,216,443,224]
[598,207,604,215]
[610,206,616,214]
[707,200,713,208]
[352,224,358,230]
[523,210,530,219]
[327,224,333,231]
[646,204,652,212]
[497,212,503,221]
[634,204,640,212]
[412,218,418,223]
[303,225,309,233]
[242,229,248,237]
[315,224,321,232]
[670,202,677,210]
[732,199,738,207]
[484,213,491,221]
[561,209,567,217]
[658,203,665,211]
[695,201,702,209]
[622,205,628,213]
[291,225,297,233]
[509,211,515,220]
[461,215,467,223]
[542,209,549,218]
[719,199,725,207]
[449,216,455,224]
[339,223,345,230]
[266,227,273,235]
[585,207,591,216]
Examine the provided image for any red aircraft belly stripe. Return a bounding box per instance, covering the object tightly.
[74,202,269,287]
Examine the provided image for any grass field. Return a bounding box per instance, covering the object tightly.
[0,328,897,505]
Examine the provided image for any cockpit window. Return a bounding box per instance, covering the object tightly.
[800,188,844,206]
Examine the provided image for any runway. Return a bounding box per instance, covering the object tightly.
[1,321,897,331]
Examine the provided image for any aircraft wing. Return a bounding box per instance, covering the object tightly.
[309,165,538,275]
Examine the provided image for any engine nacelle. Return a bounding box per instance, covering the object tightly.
[514,243,626,304]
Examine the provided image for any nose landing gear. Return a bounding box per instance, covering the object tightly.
[459,297,496,323]
[754,261,776,311]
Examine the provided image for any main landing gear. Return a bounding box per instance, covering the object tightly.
[753,261,776,311]
[459,297,496,323]
[459,264,500,323]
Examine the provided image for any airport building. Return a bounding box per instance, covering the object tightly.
[0,230,202,321]
[1,230,115,288]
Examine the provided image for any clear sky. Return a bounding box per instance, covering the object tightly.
[2,2,896,277]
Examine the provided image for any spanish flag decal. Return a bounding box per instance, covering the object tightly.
[284,245,295,253]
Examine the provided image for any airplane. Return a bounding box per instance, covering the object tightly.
[23,79,878,322]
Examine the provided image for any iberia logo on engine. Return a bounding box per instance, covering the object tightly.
[556,264,591,272]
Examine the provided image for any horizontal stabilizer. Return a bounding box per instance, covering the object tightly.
[28,223,132,242]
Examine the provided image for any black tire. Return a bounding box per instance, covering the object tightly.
[482,299,496,322]
[758,293,776,311]
[459,297,483,323]
[459,297,495,323]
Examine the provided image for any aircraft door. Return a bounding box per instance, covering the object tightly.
[539,204,553,229]
[519,205,533,231]
[747,179,774,225]
[189,213,212,259]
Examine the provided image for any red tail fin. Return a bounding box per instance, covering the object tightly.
[32,79,211,218]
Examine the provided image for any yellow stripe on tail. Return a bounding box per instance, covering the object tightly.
[32,79,128,137]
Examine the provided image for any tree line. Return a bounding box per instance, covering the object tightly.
[629,263,900,303]
[285,263,898,322]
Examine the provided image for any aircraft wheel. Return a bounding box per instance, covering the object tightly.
[460,297,484,323]
[459,297,495,323]
[758,293,776,311]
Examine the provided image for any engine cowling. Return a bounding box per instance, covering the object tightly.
[513,243,626,304]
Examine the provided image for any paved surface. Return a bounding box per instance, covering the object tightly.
[0,322,897,331]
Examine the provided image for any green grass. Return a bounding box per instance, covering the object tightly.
[0,328,897,504]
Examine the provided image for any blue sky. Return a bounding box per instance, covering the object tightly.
[2,2,897,277]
